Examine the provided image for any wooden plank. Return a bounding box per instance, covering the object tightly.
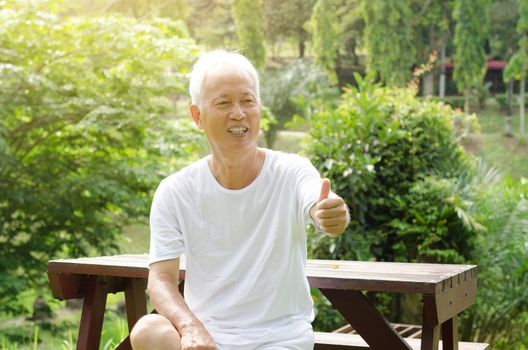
[441,316,459,350]
[48,255,477,295]
[47,271,87,300]
[421,324,440,350]
[124,278,148,332]
[314,333,489,350]
[423,277,477,326]
[115,336,132,350]
[320,289,412,350]
[77,275,107,350]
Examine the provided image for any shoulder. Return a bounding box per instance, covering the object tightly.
[155,157,208,196]
[264,148,314,172]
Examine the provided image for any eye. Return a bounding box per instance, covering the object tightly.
[216,100,229,106]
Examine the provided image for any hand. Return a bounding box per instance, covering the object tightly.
[180,324,217,350]
[310,178,349,237]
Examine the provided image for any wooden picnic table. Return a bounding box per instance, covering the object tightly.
[47,254,482,350]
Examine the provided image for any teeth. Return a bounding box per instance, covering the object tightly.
[228,127,247,135]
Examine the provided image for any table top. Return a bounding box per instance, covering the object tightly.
[48,254,477,294]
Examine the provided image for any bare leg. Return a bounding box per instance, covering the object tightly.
[130,314,181,350]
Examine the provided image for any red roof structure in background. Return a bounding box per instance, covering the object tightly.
[444,60,507,70]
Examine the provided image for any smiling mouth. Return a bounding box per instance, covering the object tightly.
[228,127,248,135]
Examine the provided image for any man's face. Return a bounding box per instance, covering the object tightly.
[191,68,261,155]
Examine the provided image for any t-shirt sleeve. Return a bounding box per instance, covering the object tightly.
[149,179,185,265]
[294,156,324,226]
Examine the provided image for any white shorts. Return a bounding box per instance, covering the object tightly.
[216,325,314,350]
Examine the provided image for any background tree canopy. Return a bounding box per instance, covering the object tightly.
[0,1,203,314]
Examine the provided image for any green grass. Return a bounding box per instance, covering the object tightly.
[476,104,523,134]
[464,105,528,180]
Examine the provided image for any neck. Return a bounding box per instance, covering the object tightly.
[209,148,265,190]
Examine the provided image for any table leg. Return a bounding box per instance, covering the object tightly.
[320,289,412,350]
[441,316,459,350]
[124,278,148,332]
[421,324,440,350]
[77,275,107,350]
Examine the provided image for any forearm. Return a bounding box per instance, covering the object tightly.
[148,276,206,334]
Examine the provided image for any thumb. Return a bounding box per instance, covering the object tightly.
[318,178,331,203]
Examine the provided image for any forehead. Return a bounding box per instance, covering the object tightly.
[202,66,256,100]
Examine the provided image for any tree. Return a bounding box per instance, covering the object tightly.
[452,0,491,113]
[334,0,364,68]
[232,0,266,68]
[410,0,454,96]
[363,0,415,86]
[0,1,202,314]
[310,0,339,81]
[262,0,315,58]
[63,0,188,21]
[504,0,527,135]
[186,0,237,48]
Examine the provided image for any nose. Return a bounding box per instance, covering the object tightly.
[229,104,246,120]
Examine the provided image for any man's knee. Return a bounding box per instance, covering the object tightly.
[130,314,181,350]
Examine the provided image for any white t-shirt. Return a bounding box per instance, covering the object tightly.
[149,148,322,349]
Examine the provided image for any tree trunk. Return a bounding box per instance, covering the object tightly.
[424,73,434,96]
[439,43,446,98]
[504,78,513,137]
[298,39,305,58]
[464,91,470,114]
[521,76,526,135]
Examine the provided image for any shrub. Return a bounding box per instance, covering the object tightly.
[460,177,528,347]
[0,2,202,314]
[306,74,479,264]
[305,74,482,329]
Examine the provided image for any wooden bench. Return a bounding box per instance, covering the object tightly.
[314,323,488,350]
[47,254,488,350]
[314,332,489,350]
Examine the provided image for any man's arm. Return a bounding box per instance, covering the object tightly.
[148,258,216,349]
[309,178,349,237]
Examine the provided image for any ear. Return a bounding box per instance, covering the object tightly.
[189,104,203,129]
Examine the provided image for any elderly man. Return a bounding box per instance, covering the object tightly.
[130,50,349,350]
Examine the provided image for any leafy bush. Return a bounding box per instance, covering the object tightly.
[460,177,528,347]
[305,74,483,329]
[306,74,479,264]
[0,1,202,314]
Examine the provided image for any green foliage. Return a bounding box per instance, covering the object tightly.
[260,60,338,148]
[453,0,490,103]
[232,0,266,68]
[62,0,188,21]
[305,75,528,344]
[460,177,528,347]
[334,0,364,66]
[0,1,202,314]
[186,0,236,48]
[306,74,479,264]
[305,75,484,330]
[310,0,339,81]
[262,0,315,58]
[505,0,528,82]
[363,0,415,86]
[489,0,519,60]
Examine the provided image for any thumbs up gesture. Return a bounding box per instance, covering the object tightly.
[310,178,349,237]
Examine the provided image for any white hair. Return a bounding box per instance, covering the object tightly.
[189,50,260,109]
